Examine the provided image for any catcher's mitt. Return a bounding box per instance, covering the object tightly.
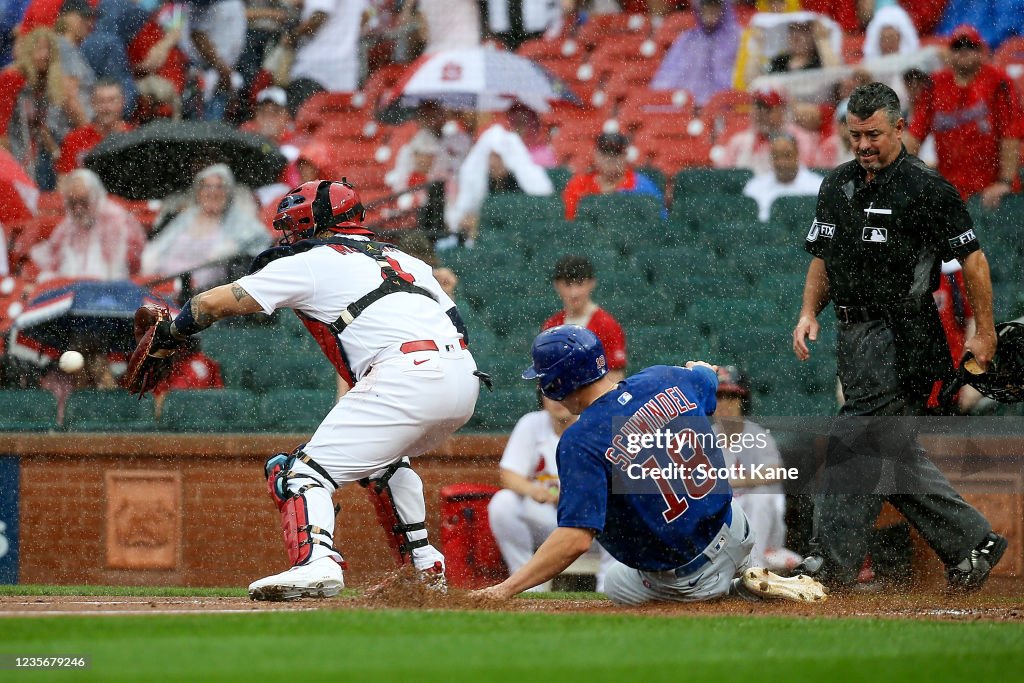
[942,321,1024,404]
[123,304,182,398]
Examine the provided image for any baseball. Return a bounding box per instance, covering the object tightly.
[59,350,85,373]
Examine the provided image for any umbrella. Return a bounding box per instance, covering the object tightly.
[7,279,174,365]
[84,120,287,200]
[377,47,581,123]
[0,146,38,223]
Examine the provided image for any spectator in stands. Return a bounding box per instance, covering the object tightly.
[862,5,920,61]
[133,73,181,124]
[30,169,146,281]
[386,100,471,193]
[821,98,854,167]
[650,0,741,107]
[933,259,980,414]
[711,365,802,571]
[0,0,31,67]
[141,163,271,290]
[0,27,76,190]
[933,0,1024,52]
[237,0,300,94]
[240,86,295,145]
[285,0,367,99]
[714,90,834,175]
[441,122,554,249]
[81,0,147,117]
[127,4,187,99]
[507,102,555,168]
[55,0,97,127]
[905,25,1024,209]
[743,133,823,222]
[562,132,663,221]
[487,394,577,591]
[541,255,627,383]
[55,79,131,176]
[483,0,562,51]
[418,0,480,53]
[766,18,839,74]
[181,0,247,121]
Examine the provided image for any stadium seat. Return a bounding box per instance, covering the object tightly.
[64,390,156,432]
[257,388,337,433]
[160,389,259,432]
[0,389,58,431]
[768,195,818,233]
[652,11,697,50]
[247,352,337,393]
[673,168,753,197]
[480,194,564,233]
[671,195,759,231]
[546,166,573,193]
[463,387,539,432]
[576,193,664,229]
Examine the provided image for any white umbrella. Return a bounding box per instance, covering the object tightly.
[377,46,581,122]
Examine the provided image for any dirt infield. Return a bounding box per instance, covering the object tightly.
[1,575,1021,621]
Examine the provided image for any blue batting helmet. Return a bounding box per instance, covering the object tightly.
[523,325,608,400]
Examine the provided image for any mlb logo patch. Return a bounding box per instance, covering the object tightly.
[863,227,888,243]
[618,392,632,405]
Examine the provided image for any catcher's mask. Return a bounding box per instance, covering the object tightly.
[523,325,608,401]
[957,321,1024,403]
[273,178,370,244]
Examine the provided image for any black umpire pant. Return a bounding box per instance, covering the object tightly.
[811,318,991,586]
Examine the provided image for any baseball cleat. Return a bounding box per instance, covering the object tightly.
[741,567,828,603]
[946,532,1007,593]
[248,557,344,601]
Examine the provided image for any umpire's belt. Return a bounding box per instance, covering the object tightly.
[673,503,733,577]
[835,296,930,325]
[400,339,468,353]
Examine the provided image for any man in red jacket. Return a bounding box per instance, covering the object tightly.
[906,24,1023,208]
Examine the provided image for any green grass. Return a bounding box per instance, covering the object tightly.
[0,609,1021,682]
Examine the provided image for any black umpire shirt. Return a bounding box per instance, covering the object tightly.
[806,146,980,305]
[806,146,982,404]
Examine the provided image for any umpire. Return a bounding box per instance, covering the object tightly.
[791,82,1007,591]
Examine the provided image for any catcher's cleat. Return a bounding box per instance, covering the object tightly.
[740,567,828,603]
[946,532,1007,593]
[248,557,344,601]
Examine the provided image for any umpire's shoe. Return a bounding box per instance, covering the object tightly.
[946,532,1008,593]
[248,557,344,601]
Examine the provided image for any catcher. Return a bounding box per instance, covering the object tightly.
[126,179,481,600]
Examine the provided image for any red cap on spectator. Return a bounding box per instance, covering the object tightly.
[754,90,787,108]
[948,25,986,51]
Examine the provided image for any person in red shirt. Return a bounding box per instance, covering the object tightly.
[152,338,225,419]
[906,25,1024,208]
[561,132,664,221]
[55,78,130,175]
[541,255,627,382]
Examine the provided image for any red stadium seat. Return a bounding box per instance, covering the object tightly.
[577,12,651,50]
[618,89,697,135]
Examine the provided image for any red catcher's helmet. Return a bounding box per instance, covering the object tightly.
[273,178,370,244]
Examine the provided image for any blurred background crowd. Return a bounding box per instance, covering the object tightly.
[0,0,1021,428]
